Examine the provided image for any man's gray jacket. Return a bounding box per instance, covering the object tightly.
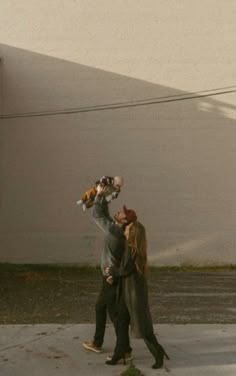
[92,194,125,276]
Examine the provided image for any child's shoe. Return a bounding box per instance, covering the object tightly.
[76,200,87,212]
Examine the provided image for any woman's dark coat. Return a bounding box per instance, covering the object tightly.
[118,246,155,339]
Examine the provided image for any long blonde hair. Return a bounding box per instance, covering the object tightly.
[127,221,147,275]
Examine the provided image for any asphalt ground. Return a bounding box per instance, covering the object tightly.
[1,265,236,324]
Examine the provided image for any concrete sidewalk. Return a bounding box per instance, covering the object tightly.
[0,324,235,376]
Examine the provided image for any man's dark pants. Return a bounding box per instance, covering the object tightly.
[93,277,118,347]
[93,277,131,354]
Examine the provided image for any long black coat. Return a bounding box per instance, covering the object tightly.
[118,247,156,339]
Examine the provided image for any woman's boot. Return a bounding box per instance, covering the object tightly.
[152,344,169,369]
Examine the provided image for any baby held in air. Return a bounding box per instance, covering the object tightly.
[76,176,124,212]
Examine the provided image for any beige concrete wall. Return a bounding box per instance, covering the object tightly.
[0,1,236,265]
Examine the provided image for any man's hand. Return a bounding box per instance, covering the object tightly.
[105,266,111,275]
[97,184,109,196]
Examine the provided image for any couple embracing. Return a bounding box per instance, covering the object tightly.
[83,184,169,369]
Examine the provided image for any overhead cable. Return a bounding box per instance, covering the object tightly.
[1,85,236,120]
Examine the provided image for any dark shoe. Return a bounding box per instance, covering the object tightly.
[152,345,169,369]
[83,341,102,353]
[106,354,126,365]
[106,352,133,362]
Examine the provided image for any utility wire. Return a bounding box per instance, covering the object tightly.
[1,85,236,120]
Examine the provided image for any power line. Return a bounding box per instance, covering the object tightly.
[1,85,236,120]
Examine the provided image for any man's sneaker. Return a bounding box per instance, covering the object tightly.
[83,341,102,354]
[106,352,133,361]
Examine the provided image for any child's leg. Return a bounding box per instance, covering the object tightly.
[77,186,98,210]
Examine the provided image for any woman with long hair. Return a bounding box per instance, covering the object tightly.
[106,220,169,369]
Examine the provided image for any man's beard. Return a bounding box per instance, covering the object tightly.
[114,213,122,224]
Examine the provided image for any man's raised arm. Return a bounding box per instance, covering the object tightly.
[92,187,114,233]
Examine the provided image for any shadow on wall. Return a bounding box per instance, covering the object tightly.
[0,44,236,265]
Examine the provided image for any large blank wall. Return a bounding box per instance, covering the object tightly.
[0,1,236,265]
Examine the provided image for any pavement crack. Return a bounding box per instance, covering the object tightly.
[0,324,75,352]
